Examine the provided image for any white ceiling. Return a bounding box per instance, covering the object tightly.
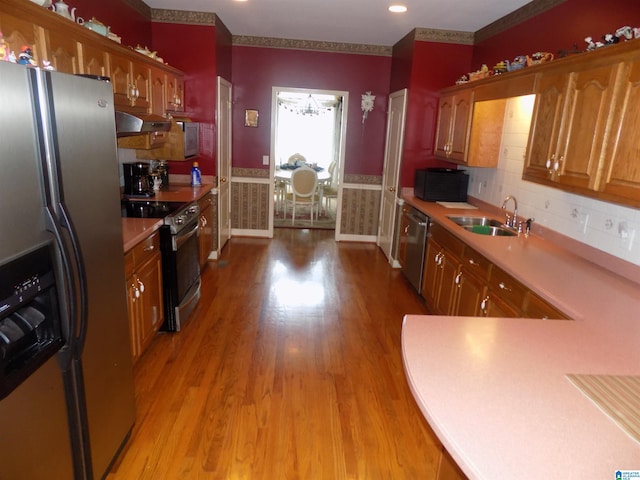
[143,0,533,46]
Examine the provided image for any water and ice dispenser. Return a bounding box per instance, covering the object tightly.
[0,244,64,399]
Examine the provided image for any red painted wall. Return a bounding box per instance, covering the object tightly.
[472,0,640,71]
[71,0,151,48]
[151,22,226,176]
[400,41,474,186]
[231,46,391,176]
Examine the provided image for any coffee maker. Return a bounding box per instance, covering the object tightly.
[123,162,154,197]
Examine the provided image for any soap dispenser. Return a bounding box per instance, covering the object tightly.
[190,161,202,187]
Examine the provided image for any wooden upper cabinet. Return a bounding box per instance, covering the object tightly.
[79,42,108,77]
[600,58,640,206]
[150,67,167,116]
[110,53,152,114]
[43,28,80,74]
[166,72,184,113]
[525,62,618,191]
[0,9,44,65]
[435,89,472,163]
[523,40,640,208]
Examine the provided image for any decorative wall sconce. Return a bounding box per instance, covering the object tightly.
[361,91,375,124]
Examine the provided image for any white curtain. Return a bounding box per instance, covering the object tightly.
[275,94,342,171]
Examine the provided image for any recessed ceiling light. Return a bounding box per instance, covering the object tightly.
[388,5,407,13]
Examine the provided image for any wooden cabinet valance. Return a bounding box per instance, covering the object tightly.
[0,0,184,117]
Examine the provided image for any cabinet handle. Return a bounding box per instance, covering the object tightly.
[498,281,512,292]
[137,278,145,294]
[131,280,140,300]
[480,295,490,315]
[143,245,155,252]
[468,258,478,266]
[455,271,463,286]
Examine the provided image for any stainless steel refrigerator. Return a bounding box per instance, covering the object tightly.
[0,62,136,479]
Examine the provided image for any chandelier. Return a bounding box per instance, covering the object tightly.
[297,94,321,116]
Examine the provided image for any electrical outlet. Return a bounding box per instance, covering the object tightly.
[262,155,270,165]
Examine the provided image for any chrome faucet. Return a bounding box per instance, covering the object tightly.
[501,195,518,228]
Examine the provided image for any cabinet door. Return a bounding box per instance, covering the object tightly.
[78,42,108,77]
[421,238,443,309]
[131,61,151,113]
[199,194,214,268]
[166,72,184,112]
[434,94,454,158]
[437,254,460,315]
[454,269,485,316]
[448,90,472,163]
[125,273,140,363]
[600,60,640,204]
[524,71,568,182]
[397,207,411,269]
[0,11,44,64]
[434,91,472,162]
[44,28,79,74]
[137,253,163,354]
[109,52,134,110]
[150,67,166,117]
[554,63,618,190]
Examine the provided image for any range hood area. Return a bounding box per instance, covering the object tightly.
[115,111,171,137]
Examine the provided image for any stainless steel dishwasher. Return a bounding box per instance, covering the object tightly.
[400,205,431,292]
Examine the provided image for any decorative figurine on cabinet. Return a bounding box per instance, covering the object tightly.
[17,46,37,66]
[0,32,10,62]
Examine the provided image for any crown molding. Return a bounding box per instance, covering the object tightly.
[232,36,393,56]
[150,8,217,26]
[475,0,567,43]
[123,0,151,18]
[414,28,475,45]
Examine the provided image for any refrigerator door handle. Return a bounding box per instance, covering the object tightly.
[57,202,89,356]
[43,207,78,369]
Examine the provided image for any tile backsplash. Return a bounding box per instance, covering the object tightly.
[466,95,640,266]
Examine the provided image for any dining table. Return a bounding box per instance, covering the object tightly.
[274,167,332,215]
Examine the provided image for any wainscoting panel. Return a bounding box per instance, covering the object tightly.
[339,185,381,237]
[231,180,270,231]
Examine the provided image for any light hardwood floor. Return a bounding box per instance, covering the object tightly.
[107,228,441,479]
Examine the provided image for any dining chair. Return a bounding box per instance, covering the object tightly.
[322,161,338,211]
[284,166,319,224]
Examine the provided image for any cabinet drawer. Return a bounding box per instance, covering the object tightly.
[430,223,465,259]
[461,246,491,281]
[131,231,160,266]
[488,267,527,311]
[198,192,214,210]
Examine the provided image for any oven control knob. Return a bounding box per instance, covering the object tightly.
[188,206,197,214]
[175,216,184,225]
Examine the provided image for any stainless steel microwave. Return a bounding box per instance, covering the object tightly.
[177,121,199,158]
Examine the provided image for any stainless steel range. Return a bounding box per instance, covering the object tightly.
[121,200,201,331]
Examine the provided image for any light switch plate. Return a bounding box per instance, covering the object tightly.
[262,155,269,165]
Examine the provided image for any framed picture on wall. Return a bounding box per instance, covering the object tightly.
[245,109,259,127]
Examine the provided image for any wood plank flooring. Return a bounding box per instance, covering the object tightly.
[107,228,441,479]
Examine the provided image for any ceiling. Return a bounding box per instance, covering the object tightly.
[143,0,533,46]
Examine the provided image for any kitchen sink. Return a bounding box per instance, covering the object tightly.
[447,216,518,237]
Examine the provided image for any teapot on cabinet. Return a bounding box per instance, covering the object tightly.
[49,0,77,21]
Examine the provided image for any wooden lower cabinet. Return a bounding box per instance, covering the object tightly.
[125,231,164,363]
[437,448,468,480]
[422,222,568,319]
[198,192,214,268]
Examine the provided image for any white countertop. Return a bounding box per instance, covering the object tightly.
[402,314,640,479]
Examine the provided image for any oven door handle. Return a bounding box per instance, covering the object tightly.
[174,221,199,251]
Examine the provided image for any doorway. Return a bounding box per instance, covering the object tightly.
[269,87,348,236]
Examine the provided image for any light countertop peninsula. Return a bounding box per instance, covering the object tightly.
[400,190,640,479]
